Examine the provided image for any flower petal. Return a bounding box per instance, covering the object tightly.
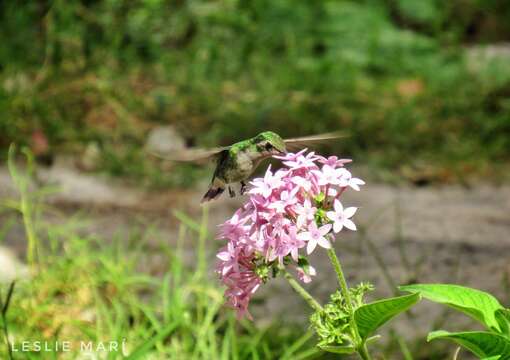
[326,211,336,222]
[217,252,231,261]
[297,232,311,241]
[334,199,343,213]
[317,236,331,249]
[344,207,357,218]
[319,223,332,235]
[306,239,317,254]
[343,219,357,231]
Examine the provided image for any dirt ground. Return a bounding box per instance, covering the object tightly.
[1,161,509,347]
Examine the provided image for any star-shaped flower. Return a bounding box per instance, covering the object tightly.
[281,151,320,170]
[218,210,249,241]
[268,187,299,213]
[297,222,332,254]
[337,169,365,191]
[249,165,284,198]
[295,199,317,228]
[326,199,357,233]
[318,155,352,168]
[313,165,347,186]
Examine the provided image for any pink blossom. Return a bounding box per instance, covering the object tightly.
[318,155,352,168]
[284,226,306,262]
[216,150,363,318]
[336,169,365,191]
[296,265,317,283]
[295,199,317,228]
[268,187,299,213]
[249,165,284,198]
[290,175,313,192]
[326,199,357,233]
[218,210,249,241]
[274,148,307,161]
[297,222,333,254]
[217,242,240,275]
[281,151,320,170]
[313,165,346,186]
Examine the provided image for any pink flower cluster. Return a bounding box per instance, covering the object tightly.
[216,150,364,318]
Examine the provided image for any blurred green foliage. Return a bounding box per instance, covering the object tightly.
[1,0,510,183]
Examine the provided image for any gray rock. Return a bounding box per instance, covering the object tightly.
[466,43,510,72]
[77,142,101,172]
[145,125,186,155]
[37,165,143,207]
[0,246,29,283]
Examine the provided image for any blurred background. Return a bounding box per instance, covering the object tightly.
[1,1,510,359]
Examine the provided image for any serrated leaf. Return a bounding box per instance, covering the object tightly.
[354,293,420,341]
[399,284,504,332]
[496,309,510,336]
[428,330,510,360]
[319,345,355,354]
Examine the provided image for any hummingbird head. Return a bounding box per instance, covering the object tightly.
[254,131,287,157]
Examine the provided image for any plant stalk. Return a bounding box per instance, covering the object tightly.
[283,270,323,312]
[327,247,374,360]
[327,248,353,313]
[358,343,373,360]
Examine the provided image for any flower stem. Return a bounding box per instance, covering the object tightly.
[283,270,323,312]
[327,248,353,313]
[327,247,370,356]
[358,343,373,360]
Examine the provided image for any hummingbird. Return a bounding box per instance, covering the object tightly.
[150,131,344,203]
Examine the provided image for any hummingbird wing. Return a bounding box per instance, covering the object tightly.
[148,146,230,163]
[284,131,347,151]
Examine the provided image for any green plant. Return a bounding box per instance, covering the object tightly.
[0,149,318,359]
[401,284,510,359]
[214,151,422,359]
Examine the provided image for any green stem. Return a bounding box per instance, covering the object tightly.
[21,192,37,266]
[283,270,323,312]
[327,248,353,313]
[358,343,373,360]
[327,248,374,360]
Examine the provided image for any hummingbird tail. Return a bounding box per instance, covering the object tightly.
[201,186,225,203]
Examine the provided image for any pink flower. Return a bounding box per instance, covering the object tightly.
[290,175,313,192]
[336,169,365,191]
[268,187,299,213]
[296,265,316,283]
[281,151,320,170]
[216,150,363,318]
[284,226,305,262]
[297,222,333,254]
[249,165,284,198]
[326,199,357,233]
[217,242,240,275]
[318,155,352,168]
[274,148,306,161]
[313,165,346,186]
[218,210,249,241]
[295,199,317,228]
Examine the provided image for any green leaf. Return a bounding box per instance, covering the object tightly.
[399,284,504,332]
[354,293,420,341]
[124,321,178,360]
[496,309,510,336]
[319,345,355,354]
[428,331,510,360]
